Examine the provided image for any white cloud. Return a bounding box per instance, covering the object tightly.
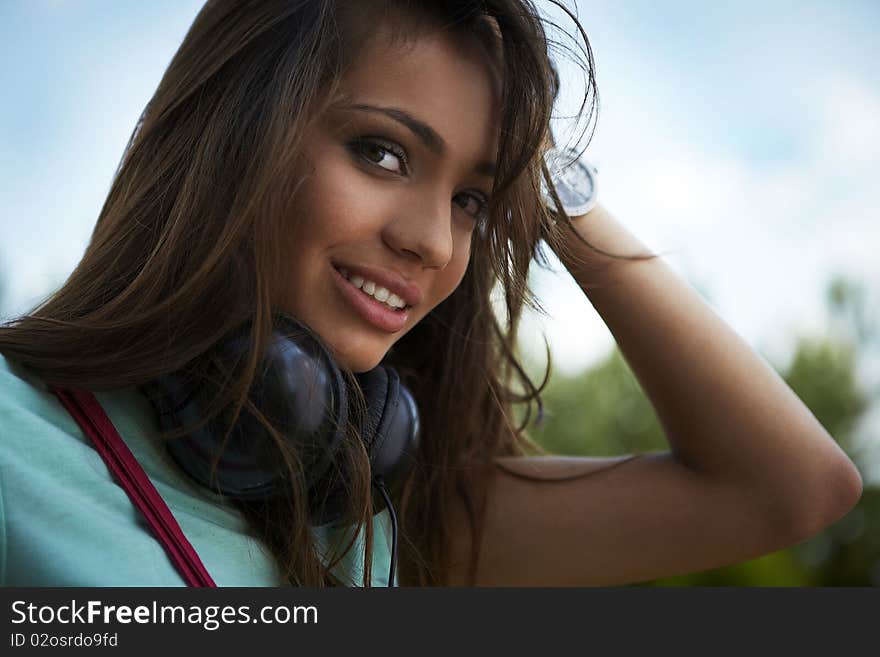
[809,75,880,170]
[523,63,880,380]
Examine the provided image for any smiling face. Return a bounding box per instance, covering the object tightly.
[278,27,501,372]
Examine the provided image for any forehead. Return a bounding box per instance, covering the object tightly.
[334,30,501,163]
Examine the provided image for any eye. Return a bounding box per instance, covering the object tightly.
[349,137,409,175]
[453,191,489,223]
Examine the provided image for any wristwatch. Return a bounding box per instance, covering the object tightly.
[541,146,599,217]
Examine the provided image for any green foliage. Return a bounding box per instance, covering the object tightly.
[642,549,816,587]
[525,348,666,457]
[782,337,869,452]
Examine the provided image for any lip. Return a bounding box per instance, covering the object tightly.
[331,266,412,333]
[331,261,423,308]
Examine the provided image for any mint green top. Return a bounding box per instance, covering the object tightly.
[0,353,395,587]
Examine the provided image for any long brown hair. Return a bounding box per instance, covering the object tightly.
[0,0,651,585]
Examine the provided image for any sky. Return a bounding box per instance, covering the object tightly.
[1,1,879,474]
[534,0,879,358]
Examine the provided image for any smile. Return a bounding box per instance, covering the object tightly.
[331,266,411,333]
[339,267,409,310]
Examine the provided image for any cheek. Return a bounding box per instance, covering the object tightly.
[300,168,395,244]
[287,186,357,259]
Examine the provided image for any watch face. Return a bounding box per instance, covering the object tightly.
[542,147,597,216]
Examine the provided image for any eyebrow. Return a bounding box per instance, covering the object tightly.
[336,101,496,179]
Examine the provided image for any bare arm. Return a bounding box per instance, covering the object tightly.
[447,204,862,586]
[556,204,862,525]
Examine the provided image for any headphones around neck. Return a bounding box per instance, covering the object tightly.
[139,313,420,586]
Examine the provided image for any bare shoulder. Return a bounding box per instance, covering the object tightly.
[446,452,810,586]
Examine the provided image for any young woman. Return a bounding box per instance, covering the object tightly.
[0,0,862,587]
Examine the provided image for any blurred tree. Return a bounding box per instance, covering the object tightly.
[781,276,879,586]
[781,336,869,467]
[524,347,666,458]
[519,274,878,586]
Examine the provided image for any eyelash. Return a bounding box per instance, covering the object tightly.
[349,136,410,174]
[348,136,490,224]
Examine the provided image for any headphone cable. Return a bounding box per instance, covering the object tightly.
[372,476,397,588]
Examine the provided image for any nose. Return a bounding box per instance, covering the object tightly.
[381,189,455,269]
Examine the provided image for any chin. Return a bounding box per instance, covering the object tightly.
[342,354,386,374]
[325,341,388,374]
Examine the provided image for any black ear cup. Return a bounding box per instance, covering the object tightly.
[356,366,420,483]
[141,314,420,527]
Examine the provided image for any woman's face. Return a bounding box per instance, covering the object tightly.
[280,29,500,372]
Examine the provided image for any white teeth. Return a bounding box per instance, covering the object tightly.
[340,269,408,309]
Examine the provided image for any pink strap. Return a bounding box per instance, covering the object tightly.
[50,385,217,587]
